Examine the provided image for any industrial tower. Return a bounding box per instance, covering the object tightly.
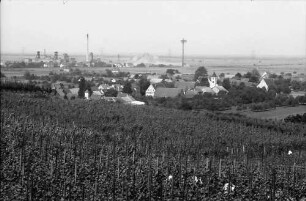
[181,38,187,67]
[86,34,89,63]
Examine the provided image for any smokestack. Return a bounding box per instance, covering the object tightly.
[54,52,58,60]
[86,34,89,62]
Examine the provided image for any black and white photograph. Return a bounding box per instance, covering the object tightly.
[1,0,306,200]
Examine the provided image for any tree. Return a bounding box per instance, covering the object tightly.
[194,66,208,81]
[122,82,133,94]
[243,72,252,79]
[105,88,118,97]
[222,78,231,90]
[166,69,180,76]
[249,75,259,83]
[0,72,6,77]
[235,73,242,80]
[251,68,260,77]
[24,71,31,80]
[291,80,301,91]
[105,69,114,77]
[139,78,150,96]
[78,77,86,98]
[219,73,225,78]
[136,63,146,67]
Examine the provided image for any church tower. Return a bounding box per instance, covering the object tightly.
[208,72,218,88]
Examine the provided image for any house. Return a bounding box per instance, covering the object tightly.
[154,88,182,98]
[145,84,156,97]
[98,84,112,91]
[91,91,103,100]
[184,90,198,99]
[150,78,163,84]
[211,86,228,94]
[91,86,99,91]
[85,90,103,100]
[112,84,123,92]
[117,93,145,105]
[257,78,274,91]
[69,88,79,95]
[85,90,90,99]
[195,86,215,94]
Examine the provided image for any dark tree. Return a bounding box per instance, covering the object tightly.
[122,82,133,94]
[139,78,150,96]
[251,68,260,77]
[136,63,146,67]
[194,66,208,81]
[166,69,180,75]
[105,69,114,77]
[235,73,242,79]
[222,78,231,90]
[243,72,252,79]
[105,88,118,97]
[78,77,86,98]
[249,75,259,83]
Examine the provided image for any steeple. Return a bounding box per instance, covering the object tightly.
[208,72,218,88]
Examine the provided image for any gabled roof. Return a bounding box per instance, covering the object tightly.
[212,72,217,77]
[99,84,111,90]
[91,86,99,91]
[184,90,197,98]
[92,91,103,96]
[194,86,214,94]
[263,78,274,86]
[69,88,79,95]
[150,78,163,84]
[56,88,65,97]
[213,85,228,92]
[155,88,182,98]
[174,81,195,90]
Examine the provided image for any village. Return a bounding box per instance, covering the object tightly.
[2,61,305,115]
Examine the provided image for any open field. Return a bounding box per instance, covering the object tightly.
[225,105,306,120]
[1,54,306,77]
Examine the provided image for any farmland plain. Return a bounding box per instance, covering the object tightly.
[1,54,306,77]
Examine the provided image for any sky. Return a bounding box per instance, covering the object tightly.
[1,0,306,57]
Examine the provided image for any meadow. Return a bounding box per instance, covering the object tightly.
[1,90,306,200]
[224,105,306,120]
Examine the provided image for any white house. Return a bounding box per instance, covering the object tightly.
[145,84,156,97]
[85,90,103,100]
[257,78,274,91]
[85,90,90,99]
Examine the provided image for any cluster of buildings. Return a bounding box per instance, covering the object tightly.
[145,72,228,99]
[52,80,145,105]
[23,51,77,68]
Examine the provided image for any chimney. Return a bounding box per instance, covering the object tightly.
[36,51,41,59]
[54,52,58,60]
[86,34,89,62]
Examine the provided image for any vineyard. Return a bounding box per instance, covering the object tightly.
[1,91,306,200]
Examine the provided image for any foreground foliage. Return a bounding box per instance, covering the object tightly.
[1,91,306,200]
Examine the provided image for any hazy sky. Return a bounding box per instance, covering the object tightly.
[1,0,306,57]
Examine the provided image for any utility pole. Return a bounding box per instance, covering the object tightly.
[181,38,187,67]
